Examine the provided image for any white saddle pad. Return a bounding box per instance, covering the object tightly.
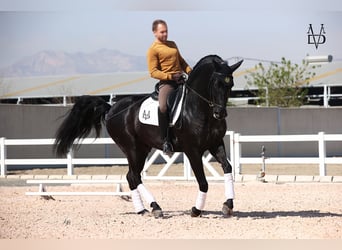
[138,87,185,127]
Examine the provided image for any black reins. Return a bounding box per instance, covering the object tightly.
[185,71,228,110]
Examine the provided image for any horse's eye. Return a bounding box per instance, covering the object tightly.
[224,77,230,84]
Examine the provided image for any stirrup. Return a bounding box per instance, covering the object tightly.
[162,141,174,156]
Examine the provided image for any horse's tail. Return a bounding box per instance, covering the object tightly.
[54,95,111,157]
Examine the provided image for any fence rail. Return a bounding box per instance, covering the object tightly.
[25,179,130,196]
[1,131,342,178]
[233,132,342,176]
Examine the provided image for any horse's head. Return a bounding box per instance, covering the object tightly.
[186,55,243,120]
[209,57,243,120]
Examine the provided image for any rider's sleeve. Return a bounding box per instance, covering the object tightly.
[179,54,192,75]
[147,48,173,81]
[173,42,192,75]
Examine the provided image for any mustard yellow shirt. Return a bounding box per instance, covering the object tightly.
[147,40,192,81]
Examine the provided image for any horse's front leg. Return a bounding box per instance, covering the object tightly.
[209,142,235,216]
[186,151,208,217]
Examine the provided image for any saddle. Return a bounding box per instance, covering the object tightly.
[138,83,186,127]
[151,82,184,119]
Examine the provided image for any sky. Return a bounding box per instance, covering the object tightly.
[0,0,342,69]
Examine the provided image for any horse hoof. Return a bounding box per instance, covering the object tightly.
[152,209,164,218]
[191,207,202,217]
[150,202,163,218]
[137,209,149,216]
[222,203,233,217]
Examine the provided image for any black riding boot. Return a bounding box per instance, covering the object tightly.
[158,109,173,156]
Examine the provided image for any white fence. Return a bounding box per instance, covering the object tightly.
[1,131,342,178]
[233,132,342,176]
[25,179,130,196]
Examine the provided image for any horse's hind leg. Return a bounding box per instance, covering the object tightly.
[125,145,163,218]
[209,142,235,216]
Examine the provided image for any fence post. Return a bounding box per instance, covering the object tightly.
[233,133,241,175]
[228,131,235,177]
[323,85,329,108]
[67,150,74,176]
[318,132,326,176]
[63,96,67,106]
[183,153,191,180]
[0,137,6,177]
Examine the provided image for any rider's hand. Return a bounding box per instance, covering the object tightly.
[172,72,186,83]
[172,72,182,81]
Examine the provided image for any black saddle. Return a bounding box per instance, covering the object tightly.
[151,82,185,120]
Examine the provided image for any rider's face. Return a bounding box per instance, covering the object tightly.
[154,24,168,43]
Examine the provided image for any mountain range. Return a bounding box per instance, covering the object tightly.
[0,49,148,77]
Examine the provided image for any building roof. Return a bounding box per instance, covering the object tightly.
[1,62,341,100]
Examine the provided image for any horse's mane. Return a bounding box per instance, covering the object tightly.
[188,55,223,82]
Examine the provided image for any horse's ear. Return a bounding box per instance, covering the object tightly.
[230,60,243,72]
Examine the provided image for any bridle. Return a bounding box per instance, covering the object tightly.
[185,71,233,111]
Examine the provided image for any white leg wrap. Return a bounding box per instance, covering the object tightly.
[224,173,235,199]
[137,184,156,205]
[195,191,207,210]
[131,189,145,213]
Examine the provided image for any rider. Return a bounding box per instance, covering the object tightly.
[147,19,192,156]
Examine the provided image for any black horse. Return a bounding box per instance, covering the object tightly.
[54,55,243,218]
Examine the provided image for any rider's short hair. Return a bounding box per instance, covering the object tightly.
[152,19,167,31]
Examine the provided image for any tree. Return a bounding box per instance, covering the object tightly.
[245,57,318,107]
